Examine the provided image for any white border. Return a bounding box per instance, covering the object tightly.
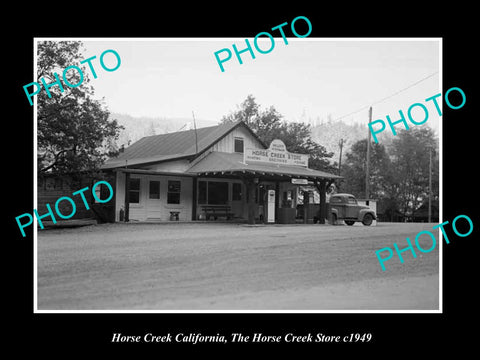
[33,37,442,314]
[33,39,39,312]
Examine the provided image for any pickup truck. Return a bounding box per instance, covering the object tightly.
[328,193,376,226]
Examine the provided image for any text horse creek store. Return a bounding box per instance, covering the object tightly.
[90,120,339,225]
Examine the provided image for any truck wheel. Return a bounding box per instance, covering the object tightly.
[345,220,355,226]
[362,213,373,226]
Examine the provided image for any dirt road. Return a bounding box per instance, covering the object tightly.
[37,222,440,311]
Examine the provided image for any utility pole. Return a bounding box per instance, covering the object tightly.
[338,138,345,176]
[192,111,199,155]
[366,106,372,203]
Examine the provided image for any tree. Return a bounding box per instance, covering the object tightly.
[340,139,391,199]
[388,127,438,221]
[340,128,439,222]
[221,95,336,172]
[36,41,123,181]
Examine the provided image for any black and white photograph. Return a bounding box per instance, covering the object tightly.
[32,38,441,312]
[8,7,478,354]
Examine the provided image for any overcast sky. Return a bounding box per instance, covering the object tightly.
[79,38,441,134]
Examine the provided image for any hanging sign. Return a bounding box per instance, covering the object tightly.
[244,139,309,167]
[291,178,308,185]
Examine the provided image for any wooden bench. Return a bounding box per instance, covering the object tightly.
[200,205,234,220]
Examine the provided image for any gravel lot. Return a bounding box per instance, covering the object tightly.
[37,222,440,311]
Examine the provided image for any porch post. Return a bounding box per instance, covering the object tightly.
[124,171,130,222]
[192,177,197,221]
[243,177,256,225]
[318,180,327,224]
[315,179,327,224]
[303,189,309,224]
[275,181,280,222]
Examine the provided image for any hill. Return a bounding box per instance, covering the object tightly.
[109,113,218,148]
[310,120,370,164]
[109,112,392,164]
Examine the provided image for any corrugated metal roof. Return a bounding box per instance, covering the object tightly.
[103,120,253,169]
[187,152,342,180]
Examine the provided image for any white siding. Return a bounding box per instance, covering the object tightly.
[211,126,264,153]
[114,124,266,222]
[117,172,193,222]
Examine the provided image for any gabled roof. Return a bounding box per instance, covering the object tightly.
[103,120,265,169]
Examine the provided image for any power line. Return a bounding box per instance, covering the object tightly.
[332,71,439,122]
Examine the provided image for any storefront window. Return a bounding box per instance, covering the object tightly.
[282,190,292,207]
[198,180,229,205]
[208,181,228,204]
[167,180,181,204]
[198,181,207,204]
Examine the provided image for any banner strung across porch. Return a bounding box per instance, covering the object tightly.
[244,139,309,167]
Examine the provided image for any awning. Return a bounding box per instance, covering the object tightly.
[187,152,342,180]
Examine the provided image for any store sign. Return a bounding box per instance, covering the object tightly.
[291,178,308,185]
[244,139,309,167]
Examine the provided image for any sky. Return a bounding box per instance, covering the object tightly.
[79,38,441,134]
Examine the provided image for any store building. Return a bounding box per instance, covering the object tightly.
[102,120,341,224]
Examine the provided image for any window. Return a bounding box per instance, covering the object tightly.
[45,177,63,190]
[95,185,101,203]
[232,183,242,201]
[198,181,229,204]
[234,137,244,153]
[45,178,55,190]
[94,181,112,203]
[129,178,140,204]
[198,181,207,204]
[282,190,293,207]
[208,182,228,204]
[167,180,181,204]
[347,196,357,204]
[149,180,160,199]
[330,196,342,203]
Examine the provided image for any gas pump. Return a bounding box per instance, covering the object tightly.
[266,189,275,223]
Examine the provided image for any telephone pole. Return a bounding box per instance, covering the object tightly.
[338,138,345,176]
[366,106,372,203]
[192,111,199,155]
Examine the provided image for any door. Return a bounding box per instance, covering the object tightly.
[146,178,162,220]
[345,195,358,219]
[330,196,346,219]
[231,182,244,218]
